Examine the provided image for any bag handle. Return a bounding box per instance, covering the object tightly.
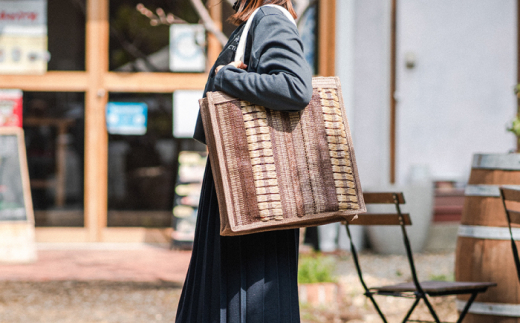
[234,4,297,63]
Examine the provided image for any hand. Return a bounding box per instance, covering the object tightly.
[215,61,248,73]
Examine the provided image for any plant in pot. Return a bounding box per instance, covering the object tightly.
[298,252,339,309]
[509,84,520,152]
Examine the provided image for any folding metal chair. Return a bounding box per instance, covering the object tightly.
[499,186,520,282]
[344,192,496,323]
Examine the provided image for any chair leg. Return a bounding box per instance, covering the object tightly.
[421,294,441,323]
[400,294,441,323]
[365,292,388,323]
[401,296,421,323]
[456,292,478,323]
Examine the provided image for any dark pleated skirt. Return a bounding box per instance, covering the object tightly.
[175,160,300,323]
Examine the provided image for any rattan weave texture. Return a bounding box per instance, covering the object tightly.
[200,77,366,235]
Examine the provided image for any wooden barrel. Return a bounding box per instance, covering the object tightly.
[456,154,520,322]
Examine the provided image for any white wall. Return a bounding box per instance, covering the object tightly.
[336,0,392,190]
[396,0,517,183]
[336,0,517,188]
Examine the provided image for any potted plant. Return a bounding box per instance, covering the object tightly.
[508,84,520,152]
[298,253,340,309]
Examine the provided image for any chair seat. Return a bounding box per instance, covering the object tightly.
[372,281,497,297]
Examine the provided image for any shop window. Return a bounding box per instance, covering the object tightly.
[47,0,86,71]
[297,1,318,74]
[109,0,201,72]
[107,92,204,227]
[23,92,85,226]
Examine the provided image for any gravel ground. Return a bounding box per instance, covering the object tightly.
[0,281,182,323]
[0,252,456,323]
[302,251,457,323]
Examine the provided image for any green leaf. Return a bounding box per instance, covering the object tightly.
[298,253,337,284]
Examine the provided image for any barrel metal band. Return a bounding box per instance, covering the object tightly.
[458,225,520,241]
[456,300,520,317]
[472,154,520,170]
[465,185,520,197]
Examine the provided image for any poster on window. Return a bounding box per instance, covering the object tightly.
[0,0,48,74]
[171,151,207,249]
[106,102,148,135]
[0,89,22,127]
[173,90,203,138]
[169,24,205,72]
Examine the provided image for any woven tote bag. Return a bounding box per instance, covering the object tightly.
[199,5,365,235]
[199,76,366,236]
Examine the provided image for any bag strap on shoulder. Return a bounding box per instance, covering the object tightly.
[234,4,297,62]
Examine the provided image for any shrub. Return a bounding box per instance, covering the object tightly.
[298,253,337,284]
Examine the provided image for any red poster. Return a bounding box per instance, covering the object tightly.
[0,89,23,127]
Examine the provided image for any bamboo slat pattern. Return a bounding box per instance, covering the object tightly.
[201,76,366,236]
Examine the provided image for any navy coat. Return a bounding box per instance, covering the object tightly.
[193,6,313,144]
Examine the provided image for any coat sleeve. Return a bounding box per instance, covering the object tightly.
[214,9,313,112]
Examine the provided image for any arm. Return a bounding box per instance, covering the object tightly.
[214,9,313,112]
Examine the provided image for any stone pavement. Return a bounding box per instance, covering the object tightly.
[0,243,192,282]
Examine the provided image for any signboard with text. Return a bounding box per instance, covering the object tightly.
[0,0,48,74]
[0,89,22,127]
[169,24,205,72]
[0,127,36,263]
[106,102,148,135]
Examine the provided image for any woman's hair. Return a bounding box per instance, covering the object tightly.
[228,0,297,26]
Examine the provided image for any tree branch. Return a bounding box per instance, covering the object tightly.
[189,0,228,46]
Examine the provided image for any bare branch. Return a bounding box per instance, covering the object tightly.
[136,2,228,47]
[189,0,228,46]
[137,4,188,25]
[110,26,159,71]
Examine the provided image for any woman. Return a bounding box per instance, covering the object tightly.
[176,0,312,322]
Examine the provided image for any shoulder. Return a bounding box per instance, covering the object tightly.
[250,6,298,33]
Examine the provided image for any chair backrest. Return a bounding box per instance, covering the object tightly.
[350,192,411,226]
[499,187,520,282]
[500,187,520,225]
[346,191,425,293]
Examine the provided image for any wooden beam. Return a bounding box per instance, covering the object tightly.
[85,0,109,242]
[0,72,88,91]
[207,0,223,69]
[35,227,172,243]
[0,72,208,93]
[101,228,173,243]
[318,0,336,76]
[35,228,89,242]
[390,0,398,183]
[104,73,207,92]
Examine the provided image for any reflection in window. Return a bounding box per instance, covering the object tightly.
[23,92,85,226]
[109,0,200,72]
[48,0,86,71]
[297,1,317,74]
[107,92,204,227]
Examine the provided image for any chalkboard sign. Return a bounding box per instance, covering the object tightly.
[0,127,33,223]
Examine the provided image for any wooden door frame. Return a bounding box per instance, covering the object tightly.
[318,0,336,77]
[390,0,397,184]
